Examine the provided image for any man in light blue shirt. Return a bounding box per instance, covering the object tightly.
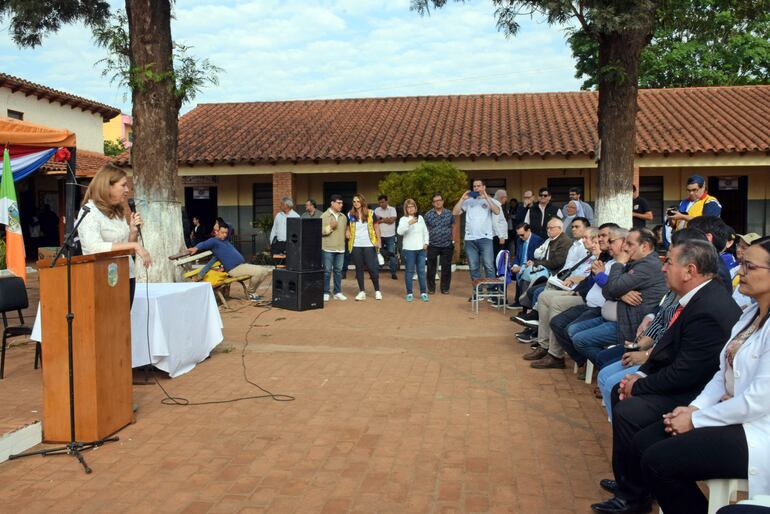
[269,196,300,255]
[452,179,500,299]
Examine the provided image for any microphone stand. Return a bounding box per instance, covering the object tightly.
[9,206,118,473]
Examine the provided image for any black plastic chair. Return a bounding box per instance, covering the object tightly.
[0,276,38,379]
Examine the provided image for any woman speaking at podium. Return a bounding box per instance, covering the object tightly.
[77,166,152,306]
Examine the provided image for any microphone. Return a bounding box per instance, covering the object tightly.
[127,199,143,240]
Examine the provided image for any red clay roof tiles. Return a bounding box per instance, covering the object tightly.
[123,85,770,166]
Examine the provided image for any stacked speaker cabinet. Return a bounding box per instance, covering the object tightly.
[272,217,324,311]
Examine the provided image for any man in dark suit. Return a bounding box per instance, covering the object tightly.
[591,239,741,514]
[509,223,543,307]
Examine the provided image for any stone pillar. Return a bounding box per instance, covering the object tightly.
[273,172,295,214]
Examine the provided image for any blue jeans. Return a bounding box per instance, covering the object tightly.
[598,360,640,420]
[381,236,398,276]
[568,317,618,364]
[465,238,494,291]
[403,249,427,295]
[596,344,625,370]
[322,251,344,294]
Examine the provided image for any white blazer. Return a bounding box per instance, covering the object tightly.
[691,303,770,497]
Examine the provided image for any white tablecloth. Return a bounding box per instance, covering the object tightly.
[32,282,223,378]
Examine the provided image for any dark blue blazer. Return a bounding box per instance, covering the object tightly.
[514,233,543,267]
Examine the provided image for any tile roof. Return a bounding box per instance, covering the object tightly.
[120,85,770,166]
[0,72,120,122]
[40,149,113,178]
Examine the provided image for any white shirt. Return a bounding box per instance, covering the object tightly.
[269,209,300,242]
[461,197,494,241]
[374,206,397,238]
[397,215,429,250]
[77,200,135,278]
[585,259,615,308]
[353,220,374,247]
[678,279,712,308]
[562,239,589,274]
[491,199,508,240]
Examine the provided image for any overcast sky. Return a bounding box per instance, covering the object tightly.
[0,0,582,115]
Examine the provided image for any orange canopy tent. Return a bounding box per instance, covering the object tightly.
[0,117,76,148]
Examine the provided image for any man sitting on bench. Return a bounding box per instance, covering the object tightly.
[187,223,271,302]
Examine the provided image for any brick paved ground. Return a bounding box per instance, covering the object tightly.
[0,271,614,513]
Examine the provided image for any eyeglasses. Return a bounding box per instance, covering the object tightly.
[608,238,622,243]
[570,224,581,228]
[547,225,560,230]
[539,193,550,197]
[740,260,770,273]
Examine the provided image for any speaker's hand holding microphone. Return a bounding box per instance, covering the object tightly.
[127,199,153,268]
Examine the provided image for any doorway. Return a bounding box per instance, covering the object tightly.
[184,186,218,234]
[708,176,747,234]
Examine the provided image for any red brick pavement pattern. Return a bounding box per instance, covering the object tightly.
[0,272,613,513]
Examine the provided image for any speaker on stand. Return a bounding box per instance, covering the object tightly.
[272,217,324,311]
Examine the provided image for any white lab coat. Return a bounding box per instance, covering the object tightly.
[691,303,770,497]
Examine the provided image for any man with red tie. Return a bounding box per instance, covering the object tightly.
[591,238,741,514]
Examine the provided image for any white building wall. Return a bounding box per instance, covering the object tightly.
[0,86,105,153]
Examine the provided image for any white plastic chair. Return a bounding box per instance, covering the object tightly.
[659,478,749,514]
[572,360,595,385]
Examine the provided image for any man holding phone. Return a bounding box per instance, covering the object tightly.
[453,179,501,300]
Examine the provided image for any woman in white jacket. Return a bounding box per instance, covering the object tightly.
[397,198,430,302]
[637,237,770,514]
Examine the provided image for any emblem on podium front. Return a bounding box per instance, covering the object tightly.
[107,263,119,287]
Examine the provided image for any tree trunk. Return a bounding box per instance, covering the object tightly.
[126,0,184,282]
[594,28,652,227]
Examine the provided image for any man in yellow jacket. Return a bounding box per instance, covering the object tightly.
[668,174,722,230]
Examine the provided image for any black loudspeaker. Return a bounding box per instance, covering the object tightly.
[272,269,324,311]
[286,217,322,271]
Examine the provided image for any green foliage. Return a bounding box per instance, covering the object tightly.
[252,215,273,248]
[103,138,127,157]
[92,9,222,112]
[378,161,468,213]
[0,0,110,48]
[569,0,770,89]
[0,238,6,269]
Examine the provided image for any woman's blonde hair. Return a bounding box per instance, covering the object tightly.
[82,165,128,219]
[403,198,418,215]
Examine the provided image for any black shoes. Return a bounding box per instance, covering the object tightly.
[441,290,449,295]
[515,310,540,327]
[600,479,618,494]
[591,496,652,514]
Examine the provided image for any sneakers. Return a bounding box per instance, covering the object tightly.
[515,327,538,343]
[323,293,331,302]
[514,310,539,326]
[420,293,429,302]
[355,291,366,301]
[406,293,414,302]
[375,291,383,300]
[248,293,262,302]
[333,293,348,301]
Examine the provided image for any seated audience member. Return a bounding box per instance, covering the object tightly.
[732,232,760,310]
[634,236,770,514]
[687,215,736,292]
[519,223,616,353]
[517,217,591,315]
[535,226,628,367]
[188,224,271,302]
[591,239,741,514]
[509,223,543,308]
[515,218,571,310]
[522,228,600,368]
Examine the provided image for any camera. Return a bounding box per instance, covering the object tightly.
[469,191,480,199]
[666,207,679,217]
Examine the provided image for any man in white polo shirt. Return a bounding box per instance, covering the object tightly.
[452,178,501,299]
[375,194,399,279]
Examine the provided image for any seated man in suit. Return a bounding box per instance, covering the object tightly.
[188,224,272,302]
[591,239,742,514]
[509,223,543,308]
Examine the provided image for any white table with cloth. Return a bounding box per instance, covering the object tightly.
[31,282,223,378]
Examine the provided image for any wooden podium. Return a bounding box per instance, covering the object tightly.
[38,250,134,443]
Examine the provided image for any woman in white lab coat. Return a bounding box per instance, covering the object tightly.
[637,237,770,514]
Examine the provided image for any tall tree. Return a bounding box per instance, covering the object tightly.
[411,0,766,225]
[3,0,219,281]
[570,0,770,89]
